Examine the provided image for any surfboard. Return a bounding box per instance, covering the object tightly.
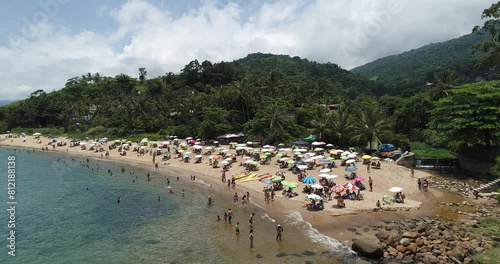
[239,173,260,183]
[234,173,251,180]
[258,174,274,181]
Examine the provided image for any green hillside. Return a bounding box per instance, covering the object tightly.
[351,32,488,92]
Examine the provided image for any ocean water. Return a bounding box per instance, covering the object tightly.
[0,147,355,264]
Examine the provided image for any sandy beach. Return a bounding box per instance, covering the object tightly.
[0,135,433,245]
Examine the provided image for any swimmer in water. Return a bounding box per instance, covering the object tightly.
[208,196,213,205]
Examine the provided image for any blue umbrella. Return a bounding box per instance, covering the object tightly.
[302,176,317,184]
[345,166,358,172]
[262,179,273,185]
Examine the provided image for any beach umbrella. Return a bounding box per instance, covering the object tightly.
[326,144,333,147]
[301,176,317,184]
[225,158,233,161]
[195,154,202,158]
[263,144,271,148]
[313,147,324,151]
[184,151,191,155]
[250,161,259,166]
[193,145,202,149]
[307,194,322,200]
[371,157,380,160]
[278,143,285,147]
[329,150,338,155]
[272,176,284,182]
[348,154,357,159]
[326,175,338,180]
[194,142,201,145]
[286,160,296,164]
[346,159,356,164]
[236,144,247,147]
[340,156,349,160]
[261,149,271,152]
[279,157,289,161]
[244,159,254,164]
[229,142,238,145]
[349,185,359,191]
[318,173,330,177]
[262,179,273,185]
[221,161,229,165]
[243,156,252,160]
[282,181,299,189]
[311,184,323,189]
[331,185,345,193]
[235,147,245,150]
[280,148,292,152]
[353,177,365,182]
[345,166,357,172]
[362,155,372,159]
[389,187,403,193]
[297,165,308,170]
[33,132,42,136]
[260,155,268,159]
[319,168,331,173]
[186,137,193,140]
[253,148,260,153]
[213,155,221,160]
[304,158,314,163]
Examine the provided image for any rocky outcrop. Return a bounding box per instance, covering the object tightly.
[351,235,384,259]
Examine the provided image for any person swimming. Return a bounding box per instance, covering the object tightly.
[208,196,213,205]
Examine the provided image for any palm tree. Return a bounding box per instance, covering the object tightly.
[430,69,460,100]
[306,106,333,141]
[330,104,353,147]
[229,77,254,123]
[351,105,394,151]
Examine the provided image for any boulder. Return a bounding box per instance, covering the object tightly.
[402,231,419,239]
[407,243,418,254]
[387,246,398,256]
[400,238,411,247]
[416,223,430,233]
[396,245,406,253]
[354,260,371,264]
[351,236,384,259]
[422,254,439,264]
[375,230,393,241]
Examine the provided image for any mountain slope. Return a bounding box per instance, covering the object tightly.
[350,32,488,91]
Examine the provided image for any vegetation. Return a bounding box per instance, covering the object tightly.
[473,247,500,264]
[410,142,457,159]
[350,32,488,93]
[473,1,500,69]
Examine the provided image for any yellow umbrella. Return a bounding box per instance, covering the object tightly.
[329,150,337,155]
[371,157,380,160]
[362,155,372,159]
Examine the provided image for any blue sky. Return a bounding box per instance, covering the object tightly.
[0,0,493,100]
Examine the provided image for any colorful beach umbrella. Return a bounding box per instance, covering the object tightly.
[354,177,365,182]
[307,194,322,200]
[262,179,273,185]
[362,155,372,159]
[331,185,345,193]
[301,176,317,184]
[345,166,357,172]
[272,176,284,182]
[282,181,299,189]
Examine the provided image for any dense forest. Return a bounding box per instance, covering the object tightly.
[351,31,490,93]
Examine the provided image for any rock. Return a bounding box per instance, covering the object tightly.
[475,247,484,253]
[407,243,418,254]
[400,238,411,247]
[375,230,392,241]
[396,245,406,253]
[416,223,430,233]
[387,247,398,257]
[422,254,439,264]
[402,255,414,263]
[354,260,371,264]
[416,237,425,247]
[402,231,419,239]
[446,248,465,262]
[351,236,384,259]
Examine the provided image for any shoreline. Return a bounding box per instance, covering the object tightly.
[0,135,476,256]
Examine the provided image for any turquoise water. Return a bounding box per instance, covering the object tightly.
[0,147,354,264]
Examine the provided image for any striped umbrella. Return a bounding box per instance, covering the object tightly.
[301,176,317,184]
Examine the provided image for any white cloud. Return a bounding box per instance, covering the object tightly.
[0,0,493,100]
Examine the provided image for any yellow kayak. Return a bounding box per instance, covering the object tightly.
[239,173,259,183]
[234,173,251,180]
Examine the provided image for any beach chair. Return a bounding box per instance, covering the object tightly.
[382,195,391,204]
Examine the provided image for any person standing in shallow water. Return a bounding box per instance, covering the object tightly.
[249,229,254,248]
[368,176,373,192]
[276,224,283,241]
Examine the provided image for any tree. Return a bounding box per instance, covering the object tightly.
[351,103,395,150]
[139,68,147,83]
[329,104,353,147]
[430,69,460,100]
[473,1,500,69]
[429,80,500,148]
[305,106,333,141]
[197,107,234,139]
[245,99,292,144]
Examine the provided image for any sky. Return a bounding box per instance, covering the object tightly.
[0,0,494,100]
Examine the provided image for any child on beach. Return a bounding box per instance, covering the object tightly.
[236,222,240,235]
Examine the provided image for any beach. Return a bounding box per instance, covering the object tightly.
[0,136,430,235]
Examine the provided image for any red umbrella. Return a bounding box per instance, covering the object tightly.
[331,185,345,193]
